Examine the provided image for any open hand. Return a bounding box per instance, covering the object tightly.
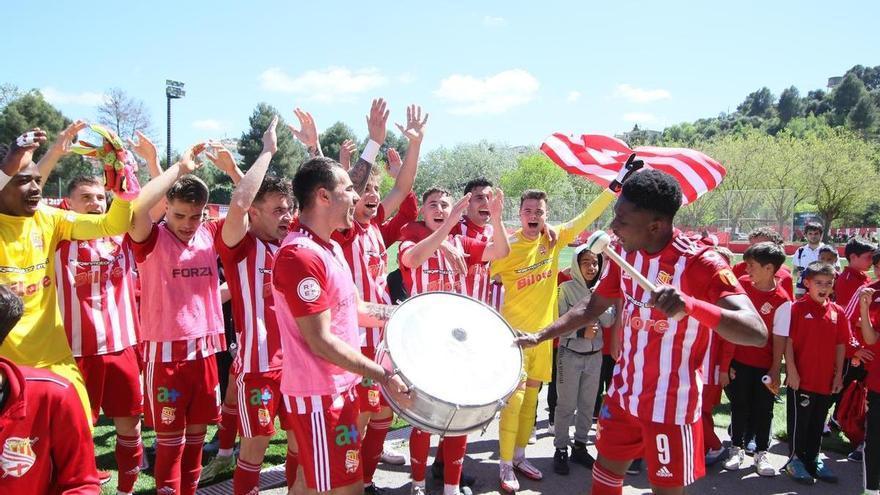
[127,130,157,162]
[180,143,206,174]
[205,142,238,176]
[394,104,428,144]
[385,148,402,178]
[338,139,357,171]
[488,188,505,221]
[262,115,279,154]
[2,128,48,176]
[366,98,389,144]
[288,108,318,150]
[439,241,468,276]
[49,120,88,157]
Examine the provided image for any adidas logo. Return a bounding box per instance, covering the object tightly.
[805,314,814,319]
[656,466,674,478]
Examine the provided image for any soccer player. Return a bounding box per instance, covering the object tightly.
[272,154,408,495]
[0,126,137,420]
[724,242,791,476]
[489,166,630,491]
[0,285,100,493]
[129,143,241,494]
[331,103,424,495]
[517,169,767,495]
[784,262,847,485]
[792,222,829,297]
[857,284,880,495]
[398,186,509,495]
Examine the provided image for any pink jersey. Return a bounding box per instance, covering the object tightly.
[216,232,283,374]
[54,235,139,357]
[272,227,361,398]
[398,223,488,297]
[457,216,495,303]
[595,231,745,425]
[132,222,225,363]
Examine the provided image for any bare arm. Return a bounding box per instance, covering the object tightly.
[480,189,511,261]
[358,298,396,328]
[382,105,427,214]
[221,116,278,248]
[522,292,617,345]
[37,120,87,178]
[349,98,389,196]
[400,195,470,269]
[296,310,387,382]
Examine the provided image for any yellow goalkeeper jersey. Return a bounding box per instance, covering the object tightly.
[0,200,132,366]
[491,190,615,333]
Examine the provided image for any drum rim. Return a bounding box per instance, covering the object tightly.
[380,291,524,408]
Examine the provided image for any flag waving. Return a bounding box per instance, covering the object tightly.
[541,133,726,204]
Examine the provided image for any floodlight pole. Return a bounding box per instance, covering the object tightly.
[165,80,185,168]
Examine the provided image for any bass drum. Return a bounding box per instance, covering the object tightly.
[376,292,522,436]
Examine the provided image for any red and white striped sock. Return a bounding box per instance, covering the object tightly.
[153,432,185,495]
[591,462,624,495]
[115,433,143,493]
[181,432,206,495]
[362,417,392,483]
[409,428,432,482]
[233,458,262,495]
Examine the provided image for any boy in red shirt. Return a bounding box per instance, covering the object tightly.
[784,261,848,484]
[0,285,99,494]
[724,242,792,476]
[857,282,880,494]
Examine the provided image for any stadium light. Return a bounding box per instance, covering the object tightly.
[165,80,186,167]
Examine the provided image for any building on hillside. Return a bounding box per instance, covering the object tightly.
[827,76,843,89]
[615,125,661,146]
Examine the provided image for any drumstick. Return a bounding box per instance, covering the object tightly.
[586,231,686,320]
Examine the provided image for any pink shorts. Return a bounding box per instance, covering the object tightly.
[143,354,220,432]
[75,346,143,424]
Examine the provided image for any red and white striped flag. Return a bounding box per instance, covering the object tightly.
[541,133,726,204]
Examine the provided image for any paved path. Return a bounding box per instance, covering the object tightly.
[209,387,864,494]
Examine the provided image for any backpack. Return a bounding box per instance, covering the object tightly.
[836,379,868,446]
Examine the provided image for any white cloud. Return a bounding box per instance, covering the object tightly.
[434,69,539,115]
[259,66,388,102]
[567,90,582,103]
[622,112,658,123]
[613,84,671,103]
[40,87,105,106]
[483,15,507,27]
[398,72,417,84]
[193,119,226,131]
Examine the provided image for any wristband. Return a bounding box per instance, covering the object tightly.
[683,295,722,328]
[0,170,11,191]
[360,139,380,165]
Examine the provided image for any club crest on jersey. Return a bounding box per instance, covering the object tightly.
[760,302,773,315]
[345,449,360,474]
[258,408,271,427]
[538,244,548,255]
[656,271,673,286]
[161,406,176,425]
[830,309,838,324]
[297,277,321,302]
[30,232,43,251]
[368,389,380,407]
[0,437,37,478]
[719,269,738,288]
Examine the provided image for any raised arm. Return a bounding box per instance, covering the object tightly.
[382,105,428,215]
[288,108,323,158]
[129,143,205,242]
[400,194,470,269]
[349,98,388,196]
[480,189,511,261]
[37,120,87,178]
[221,116,278,248]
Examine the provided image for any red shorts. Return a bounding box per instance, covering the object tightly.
[144,354,220,432]
[235,369,291,438]
[356,376,387,414]
[280,388,362,492]
[75,346,143,424]
[596,399,705,487]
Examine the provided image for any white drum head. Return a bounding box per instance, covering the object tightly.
[384,292,522,406]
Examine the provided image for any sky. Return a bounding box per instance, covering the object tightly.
[6,0,878,155]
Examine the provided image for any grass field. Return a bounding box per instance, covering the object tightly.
[97,242,866,493]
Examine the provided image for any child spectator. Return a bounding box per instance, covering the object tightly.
[784,262,848,484]
[724,242,791,476]
[732,227,794,298]
[818,246,840,275]
[856,282,880,494]
[792,222,829,297]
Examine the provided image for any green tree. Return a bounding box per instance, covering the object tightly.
[238,103,307,178]
[804,89,832,116]
[847,95,878,134]
[832,73,867,124]
[319,121,358,163]
[737,87,775,118]
[777,86,804,124]
[414,141,518,202]
[499,153,580,222]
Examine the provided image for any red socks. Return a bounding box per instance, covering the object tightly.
[409,428,431,482]
[219,404,239,451]
[441,435,468,485]
[362,417,392,483]
[154,432,185,494]
[285,449,299,488]
[115,433,142,493]
[234,459,262,495]
[591,463,624,495]
[181,432,206,495]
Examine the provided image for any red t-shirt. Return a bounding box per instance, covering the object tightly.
[837,266,871,355]
[735,278,792,369]
[860,281,880,393]
[595,231,745,425]
[789,297,850,395]
[397,222,487,296]
[732,261,794,299]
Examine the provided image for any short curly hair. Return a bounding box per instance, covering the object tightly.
[620,169,682,219]
[748,226,783,245]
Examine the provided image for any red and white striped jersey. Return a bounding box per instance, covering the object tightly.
[457,216,494,303]
[141,333,226,363]
[595,231,745,425]
[398,224,487,297]
[216,232,283,373]
[54,235,139,357]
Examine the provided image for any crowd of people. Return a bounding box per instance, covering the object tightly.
[0,97,878,495]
